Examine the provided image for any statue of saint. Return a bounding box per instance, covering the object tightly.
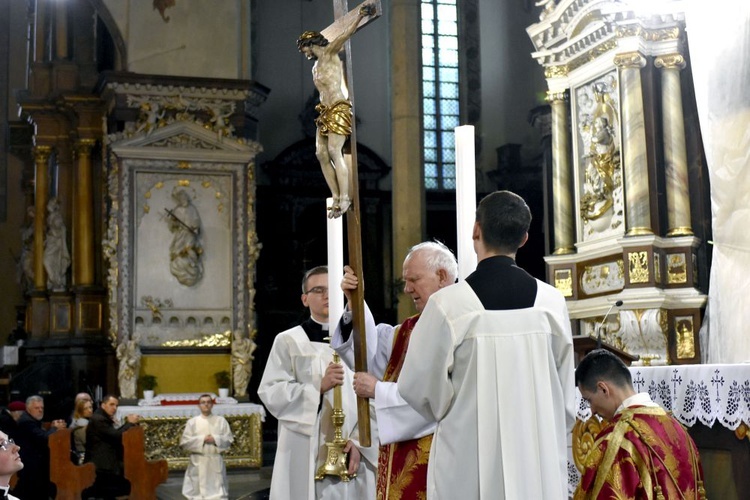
[166,189,203,286]
[297,2,375,218]
[43,198,71,290]
[18,206,35,291]
[116,336,142,399]
[231,329,257,398]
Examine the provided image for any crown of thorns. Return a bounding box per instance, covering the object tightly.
[297,31,329,50]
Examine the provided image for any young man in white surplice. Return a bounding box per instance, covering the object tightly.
[180,394,234,500]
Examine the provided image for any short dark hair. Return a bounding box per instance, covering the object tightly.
[297,31,329,51]
[302,265,328,294]
[475,190,531,254]
[575,349,633,393]
[199,394,213,401]
[101,394,118,405]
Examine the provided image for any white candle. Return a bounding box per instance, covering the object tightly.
[326,197,345,333]
[455,125,478,280]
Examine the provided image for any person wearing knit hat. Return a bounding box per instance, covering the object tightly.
[0,403,24,441]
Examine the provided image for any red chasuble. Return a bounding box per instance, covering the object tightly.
[575,406,706,500]
[376,314,433,500]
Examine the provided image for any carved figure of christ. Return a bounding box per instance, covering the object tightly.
[298,1,379,219]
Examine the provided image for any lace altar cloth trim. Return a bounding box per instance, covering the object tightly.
[576,363,750,429]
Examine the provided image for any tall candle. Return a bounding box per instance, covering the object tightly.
[326,197,344,333]
[455,125,478,280]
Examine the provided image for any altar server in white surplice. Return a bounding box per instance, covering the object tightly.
[399,191,575,500]
[258,266,377,500]
[180,394,234,500]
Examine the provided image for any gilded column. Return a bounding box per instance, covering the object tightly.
[547,90,575,254]
[73,139,96,286]
[614,51,652,235]
[655,53,693,236]
[33,145,52,290]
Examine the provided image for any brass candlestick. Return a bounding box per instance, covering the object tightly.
[315,351,355,482]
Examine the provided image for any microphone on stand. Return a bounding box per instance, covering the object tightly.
[597,300,623,348]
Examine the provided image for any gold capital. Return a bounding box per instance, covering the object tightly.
[545,90,569,103]
[33,145,53,163]
[654,54,686,70]
[614,51,646,69]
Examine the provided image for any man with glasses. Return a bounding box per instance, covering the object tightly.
[180,394,233,499]
[0,431,22,500]
[259,266,377,499]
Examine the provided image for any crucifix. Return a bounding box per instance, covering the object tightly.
[298,0,381,450]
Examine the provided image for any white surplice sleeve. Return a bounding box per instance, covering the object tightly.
[212,417,234,451]
[179,418,205,453]
[257,331,321,436]
[332,302,396,379]
[374,380,436,444]
[398,294,455,422]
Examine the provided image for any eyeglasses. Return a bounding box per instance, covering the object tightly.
[0,439,15,452]
[305,286,328,295]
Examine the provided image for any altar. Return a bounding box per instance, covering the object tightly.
[571,363,750,499]
[117,395,266,471]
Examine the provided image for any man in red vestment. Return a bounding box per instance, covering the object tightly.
[575,349,706,499]
[334,241,457,499]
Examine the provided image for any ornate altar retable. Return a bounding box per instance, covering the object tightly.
[570,363,750,493]
[117,397,265,471]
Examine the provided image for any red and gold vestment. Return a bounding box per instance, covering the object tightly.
[376,314,432,500]
[575,405,706,500]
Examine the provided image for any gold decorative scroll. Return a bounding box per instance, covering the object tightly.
[613,51,646,69]
[654,54,686,70]
[572,416,605,472]
[161,330,231,347]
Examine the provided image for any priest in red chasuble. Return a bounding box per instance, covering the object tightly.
[332,241,458,499]
[575,349,706,500]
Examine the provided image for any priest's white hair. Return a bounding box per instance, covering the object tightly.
[406,241,458,283]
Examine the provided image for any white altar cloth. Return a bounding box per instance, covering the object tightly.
[117,402,266,420]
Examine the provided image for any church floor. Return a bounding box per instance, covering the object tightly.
[155,466,273,499]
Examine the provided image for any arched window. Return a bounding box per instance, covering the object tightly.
[421,0,459,190]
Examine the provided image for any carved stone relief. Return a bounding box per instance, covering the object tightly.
[575,71,624,241]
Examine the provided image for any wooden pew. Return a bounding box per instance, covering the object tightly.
[122,425,168,500]
[48,428,96,500]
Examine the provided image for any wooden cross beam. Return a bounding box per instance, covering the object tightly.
[322,0,382,447]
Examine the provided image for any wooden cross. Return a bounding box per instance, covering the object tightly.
[321,0,381,447]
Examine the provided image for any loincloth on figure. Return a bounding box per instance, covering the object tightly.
[315,100,353,137]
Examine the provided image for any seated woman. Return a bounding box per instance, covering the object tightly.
[70,399,93,464]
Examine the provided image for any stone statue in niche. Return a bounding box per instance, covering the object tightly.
[231,329,257,398]
[43,197,71,291]
[166,189,203,286]
[117,334,142,399]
